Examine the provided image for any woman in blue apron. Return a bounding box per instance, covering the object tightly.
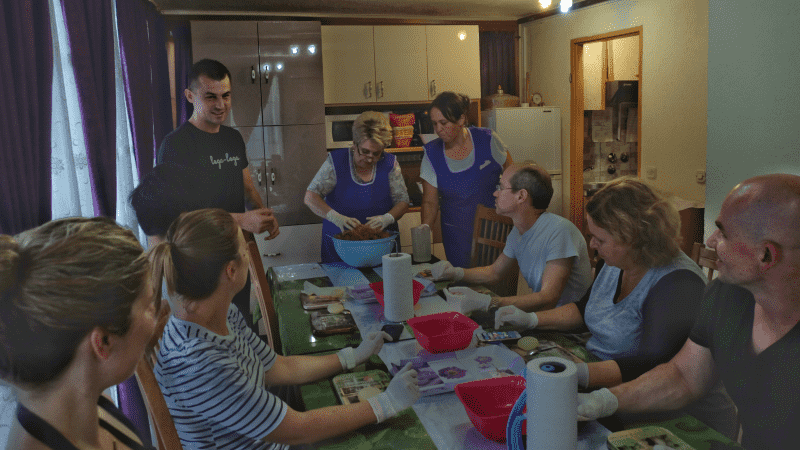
[305,111,410,263]
[420,92,513,268]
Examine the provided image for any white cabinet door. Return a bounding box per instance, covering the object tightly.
[426,25,480,99]
[374,26,428,103]
[322,26,376,104]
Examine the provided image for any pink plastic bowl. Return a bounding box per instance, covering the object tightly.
[407,312,478,353]
[455,376,526,442]
[370,280,424,307]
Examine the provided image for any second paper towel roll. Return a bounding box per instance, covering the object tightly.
[382,252,414,322]
[527,357,578,450]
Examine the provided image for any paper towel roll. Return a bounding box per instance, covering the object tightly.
[411,224,431,262]
[382,253,414,322]
[526,357,578,450]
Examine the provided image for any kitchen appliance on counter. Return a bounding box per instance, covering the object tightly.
[483,107,563,217]
[192,20,327,227]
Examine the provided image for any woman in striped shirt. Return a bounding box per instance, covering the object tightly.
[150,208,419,449]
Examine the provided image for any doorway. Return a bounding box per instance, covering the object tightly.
[568,26,642,232]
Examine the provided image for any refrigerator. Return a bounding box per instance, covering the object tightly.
[482,107,564,217]
[191,21,327,227]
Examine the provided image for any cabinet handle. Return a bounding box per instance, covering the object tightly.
[270,168,276,185]
[430,80,436,97]
[251,66,256,84]
[256,168,262,186]
[378,81,384,98]
[265,71,269,84]
[365,81,372,99]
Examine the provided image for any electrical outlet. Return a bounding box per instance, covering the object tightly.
[646,166,657,180]
[696,170,706,184]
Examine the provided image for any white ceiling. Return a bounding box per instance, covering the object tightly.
[151,0,591,21]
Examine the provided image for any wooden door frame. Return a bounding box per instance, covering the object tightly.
[568,26,642,231]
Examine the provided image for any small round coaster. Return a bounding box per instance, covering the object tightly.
[327,303,345,314]
[356,386,382,402]
[517,336,539,352]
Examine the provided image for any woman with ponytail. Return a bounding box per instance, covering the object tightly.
[0,217,156,450]
[152,208,420,449]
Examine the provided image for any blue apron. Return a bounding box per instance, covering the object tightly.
[321,148,399,263]
[425,127,502,268]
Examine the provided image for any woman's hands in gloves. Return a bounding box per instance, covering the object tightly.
[494,305,539,330]
[367,363,420,423]
[445,287,491,314]
[326,210,361,231]
[577,388,618,421]
[366,213,395,230]
[430,261,464,282]
[337,331,392,370]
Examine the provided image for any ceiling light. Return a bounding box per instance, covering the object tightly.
[560,0,572,12]
[539,0,551,7]
[307,44,316,54]
[276,62,284,71]
[458,30,467,41]
[290,45,299,55]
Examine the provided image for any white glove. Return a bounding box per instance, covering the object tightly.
[326,209,361,231]
[366,213,395,230]
[430,261,464,282]
[494,305,539,330]
[446,286,491,314]
[337,331,391,370]
[577,388,618,421]
[368,362,420,423]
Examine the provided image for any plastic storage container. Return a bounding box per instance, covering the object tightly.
[370,280,424,306]
[455,375,526,442]
[407,312,478,353]
[332,232,397,267]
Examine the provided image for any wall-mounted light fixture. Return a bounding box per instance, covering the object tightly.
[560,0,572,12]
[458,30,467,41]
[539,0,551,8]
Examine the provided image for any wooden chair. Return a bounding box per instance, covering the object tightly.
[247,239,281,352]
[470,204,519,297]
[691,242,718,281]
[134,306,182,450]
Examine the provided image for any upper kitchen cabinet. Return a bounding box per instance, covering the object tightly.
[608,35,639,81]
[321,25,480,104]
[192,21,327,227]
[322,25,427,104]
[426,26,480,100]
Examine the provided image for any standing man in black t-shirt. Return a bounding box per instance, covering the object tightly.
[576,174,800,450]
[157,59,279,329]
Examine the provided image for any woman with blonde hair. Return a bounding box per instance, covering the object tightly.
[0,217,157,449]
[496,177,738,438]
[305,111,410,263]
[151,209,419,448]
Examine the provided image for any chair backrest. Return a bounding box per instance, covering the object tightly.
[247,240,281,352]
[470,204,519,296]
[691,242,718,281]
[135,306,182,450]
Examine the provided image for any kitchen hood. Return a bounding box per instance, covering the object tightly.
[606,80,638,106]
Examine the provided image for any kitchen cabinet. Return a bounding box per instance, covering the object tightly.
[191,21,327,226]
[322,25,480,104]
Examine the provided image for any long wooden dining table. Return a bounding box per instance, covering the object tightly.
[265,261,614,450]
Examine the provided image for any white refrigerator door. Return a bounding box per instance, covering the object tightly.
[485,107,561,174]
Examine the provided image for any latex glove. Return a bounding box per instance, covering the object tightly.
[430,261,464,282]
[577,388,618,421]
[494,305,539,330]
[446,286,491,314]
[366,213,395,230]
[337,331,391,370]
[368,362,420,423]
[326,209,361,232]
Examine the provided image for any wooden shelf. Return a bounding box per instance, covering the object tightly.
[387,146,424,153]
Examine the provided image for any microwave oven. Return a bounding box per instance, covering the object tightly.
[324,114,361,149]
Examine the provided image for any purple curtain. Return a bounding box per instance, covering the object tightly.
[117,0,172,178]
[480,31,517,98]
[0,0,53,234]
[61,0,116,217]
[166,18,193,126]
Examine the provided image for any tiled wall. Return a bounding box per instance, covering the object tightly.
[582,110,638,182]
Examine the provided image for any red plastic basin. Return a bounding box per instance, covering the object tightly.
[455,375,526,442]
[370,280,424,307]
[407,312,478,353]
